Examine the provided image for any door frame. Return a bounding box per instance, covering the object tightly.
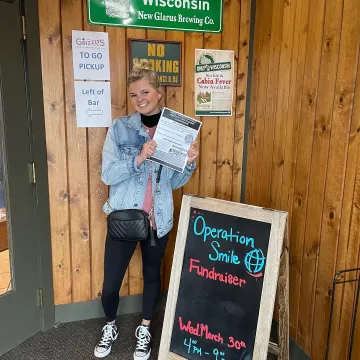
[22,0,54,331]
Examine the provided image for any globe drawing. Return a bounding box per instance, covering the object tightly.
[244,249,265,274]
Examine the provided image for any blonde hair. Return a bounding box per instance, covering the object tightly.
[127,59,161,90]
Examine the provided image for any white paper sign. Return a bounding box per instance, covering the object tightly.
[150,108,202,172]
[74,81,112,128]
[195,49,234,116]
[72,30,110,80]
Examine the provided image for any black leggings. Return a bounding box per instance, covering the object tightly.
[101,233,169,322]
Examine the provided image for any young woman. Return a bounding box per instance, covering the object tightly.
[94,60,199,359]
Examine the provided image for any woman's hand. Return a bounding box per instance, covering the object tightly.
[187,141,199,166]
[137,140,157,167]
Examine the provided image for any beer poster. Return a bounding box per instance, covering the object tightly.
[195,49,234,116]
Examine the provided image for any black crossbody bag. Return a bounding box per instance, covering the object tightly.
[106,165,163,247]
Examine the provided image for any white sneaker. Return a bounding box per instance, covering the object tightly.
[94,323,119,358]
[133,324,151,360]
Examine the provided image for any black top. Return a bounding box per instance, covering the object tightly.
[140,112,161,128]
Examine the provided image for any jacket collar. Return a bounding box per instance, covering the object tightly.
[124,112,149,138]
[124,112,142,130]
[124,111,163,138]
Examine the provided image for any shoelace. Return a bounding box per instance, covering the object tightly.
[135,325,151,352]
[98,324,116,347]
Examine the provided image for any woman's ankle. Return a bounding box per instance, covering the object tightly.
[141,319,151,326]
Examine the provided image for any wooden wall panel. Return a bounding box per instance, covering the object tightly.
[280,0,307,218]
[182,32,203,196]
[258,0,283,208]
[39,0,250,302]
[199,33,220,199]
[163,31,184,288]
[269,0,297,211]
[249,0,273,206]
[106,26,129,297]
[61,0,91,303]
[232,0,251,202]
[330,56,360,360]
[245,0,262,206]
[215,0,240,201]
[294,0,326,349]
[286,0,310,336]
[247,0,360,359]
[311,0,360,357]
[82,8,109,301]
[38,0,71,305]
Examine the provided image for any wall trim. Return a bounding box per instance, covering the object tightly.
[55,292,167,324]
[241,0,256,203]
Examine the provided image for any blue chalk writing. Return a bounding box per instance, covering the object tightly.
[183,337,226,359]
[209,241,241,265]
[193,215,255,248]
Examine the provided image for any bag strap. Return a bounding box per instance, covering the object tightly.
[148,164,163,247]
[148,164,162,225]
[154,164,163,192]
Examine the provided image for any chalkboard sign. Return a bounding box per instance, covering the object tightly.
[159,196,287,360]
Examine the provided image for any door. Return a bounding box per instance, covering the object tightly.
[0,0,43,354]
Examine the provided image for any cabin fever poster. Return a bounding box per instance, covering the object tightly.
[194,49,234,116]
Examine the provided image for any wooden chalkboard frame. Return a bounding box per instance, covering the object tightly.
[159,195,288,360]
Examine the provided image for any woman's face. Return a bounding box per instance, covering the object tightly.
[129,78,162,116]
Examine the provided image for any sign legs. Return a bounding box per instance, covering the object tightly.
[269,220,289,360]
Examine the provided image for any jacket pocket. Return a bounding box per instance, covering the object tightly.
[119,144,141,158]
[108,182,127,210]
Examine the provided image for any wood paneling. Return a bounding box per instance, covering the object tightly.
[247,0,360,359]
[163,30,184,288]
[232,0,251,202]
[61,0,91,303]
[106,25,129,297]
[199,33,220,199]
[330,48,360,360]
[311,1,360,358]
[38,0,250,305]
[82,7,109,301]
[182,32,203,196]
[215,0,240,201]
[38,0,71,305]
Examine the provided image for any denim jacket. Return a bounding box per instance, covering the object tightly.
[101,112,196,237]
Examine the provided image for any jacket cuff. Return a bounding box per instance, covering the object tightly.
[132,156,145,173]
[184,161,196,173]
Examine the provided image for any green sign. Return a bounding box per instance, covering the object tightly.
[87,0,223,33]
[129,39,182,86]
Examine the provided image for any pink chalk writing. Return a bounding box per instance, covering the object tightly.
[189,258,247,287]
[179,317,224,344]
[179,317,247,351]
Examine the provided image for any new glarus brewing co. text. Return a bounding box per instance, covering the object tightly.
[87,0,223,33]
[142,0,210,10]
